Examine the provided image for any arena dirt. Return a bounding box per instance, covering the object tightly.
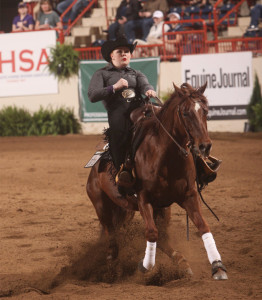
[0,133,262,299]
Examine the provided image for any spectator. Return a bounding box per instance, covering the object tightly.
[125,0,169,43]
[35,0,62,30]
[108,0,141,41]
[189,0,212,8]
[167,11,183,42]
[12,2,35,32]
[56,0,90,24]
[247,4,262,31]
[135,10,169,44]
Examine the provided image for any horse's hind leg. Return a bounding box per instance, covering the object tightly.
[154,207,193,276]
[182,190,228,280]
[87,167,133,260]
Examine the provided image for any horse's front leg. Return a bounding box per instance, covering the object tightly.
[182,189,228,280]
[138,197,158,272]
[154,207,193,276]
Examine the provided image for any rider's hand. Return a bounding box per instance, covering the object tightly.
[113,78,128,91]
[145,89,157,98]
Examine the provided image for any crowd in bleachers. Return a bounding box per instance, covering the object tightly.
[103,0,262,46]
[11,0,91,33]
[7,0,262,42]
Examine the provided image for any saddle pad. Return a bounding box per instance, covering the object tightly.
[84,151,104,168]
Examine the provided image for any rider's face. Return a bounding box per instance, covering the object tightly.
[110,47,131,68]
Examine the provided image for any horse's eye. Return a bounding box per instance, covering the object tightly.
[183,112,189,117]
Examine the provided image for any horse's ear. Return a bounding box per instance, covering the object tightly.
[198,82,207,94]
[173,82,183,96]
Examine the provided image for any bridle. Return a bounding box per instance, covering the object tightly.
[149,96,200,158]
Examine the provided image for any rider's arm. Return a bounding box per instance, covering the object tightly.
[88,69,115,103]
[136,70,155,96]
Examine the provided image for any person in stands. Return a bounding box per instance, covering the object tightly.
[247,4,262,31]
[167,11,184,42]
[124,0,169,43]
[108,0,141,41]
[35,0,62,30]
[56,0,90,24]
[88,37,156,190]
[134,10,169,44]
[12,2,35,32]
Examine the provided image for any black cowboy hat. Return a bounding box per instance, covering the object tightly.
[101,37,137,62]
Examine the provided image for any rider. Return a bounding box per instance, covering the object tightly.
[88,36,156,189]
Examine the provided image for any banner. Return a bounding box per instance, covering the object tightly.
[181,52,253,119]
[0,31,58,97]
[79,57,160,122]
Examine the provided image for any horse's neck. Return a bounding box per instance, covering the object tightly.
[157,104,187,149]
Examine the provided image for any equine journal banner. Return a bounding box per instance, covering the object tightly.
[181,52,253,120]
[79,57,160,122]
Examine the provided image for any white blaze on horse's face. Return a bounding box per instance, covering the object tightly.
[195,102,201,112]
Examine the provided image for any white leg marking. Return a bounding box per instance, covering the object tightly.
[143,241,156,270]
[202,232,221,264]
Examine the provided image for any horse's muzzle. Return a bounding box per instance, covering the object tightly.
[199,142,212,158]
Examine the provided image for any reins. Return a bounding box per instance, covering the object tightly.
[149,100,189,157]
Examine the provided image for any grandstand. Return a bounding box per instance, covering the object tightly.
[58,0,262,60]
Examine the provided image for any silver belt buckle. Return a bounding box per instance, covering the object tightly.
[122,89,136,102]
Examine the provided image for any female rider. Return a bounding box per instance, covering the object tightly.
[88,37,156,189]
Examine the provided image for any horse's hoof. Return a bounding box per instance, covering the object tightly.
[138,259,151,273]
[213,269,228,280]
[212,260,228,280]
[185,267,194,277]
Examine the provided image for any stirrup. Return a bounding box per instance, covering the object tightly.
[115,164,135,188]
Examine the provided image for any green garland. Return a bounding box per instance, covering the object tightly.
[48,43,79,80]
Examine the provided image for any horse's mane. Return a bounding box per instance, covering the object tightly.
[134,83,208,138]
[158,83,208,120]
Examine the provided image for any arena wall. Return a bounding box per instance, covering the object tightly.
[1,57,262,134]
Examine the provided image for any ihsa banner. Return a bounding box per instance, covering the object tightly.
[79,57,160,122]
[0,30,58,97]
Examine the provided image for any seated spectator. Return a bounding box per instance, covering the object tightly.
[35,0,62,30]
[135,10,169,44]
[189,0,214,8]
[12,2,35,32]
[108,0,141,41]
[246,4,262,31]
[124,0,169,43]
[167,11,183,42]
[56,0,90,24]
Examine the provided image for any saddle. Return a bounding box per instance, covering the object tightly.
[195,155,222,190]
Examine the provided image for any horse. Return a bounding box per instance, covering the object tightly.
[86,82,228,280]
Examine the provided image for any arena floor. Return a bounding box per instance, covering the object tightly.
[0,133,262,299]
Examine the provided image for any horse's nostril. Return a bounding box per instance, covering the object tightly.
[206,143,212,153]
[199,143,212,156]
[199,144,205,151]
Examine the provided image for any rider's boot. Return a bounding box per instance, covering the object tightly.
[115,158,135,189]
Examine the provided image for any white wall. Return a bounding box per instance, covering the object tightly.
[1,57,262,134]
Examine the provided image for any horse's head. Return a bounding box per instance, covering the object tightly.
[173,82,211,158]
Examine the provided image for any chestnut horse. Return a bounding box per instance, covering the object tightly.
[86,83,228,280]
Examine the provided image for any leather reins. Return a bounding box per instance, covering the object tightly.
[149,98,189,157]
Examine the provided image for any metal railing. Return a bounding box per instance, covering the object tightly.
[60,0,99,36]
[213,0,246,39]
[75,18,262,62]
